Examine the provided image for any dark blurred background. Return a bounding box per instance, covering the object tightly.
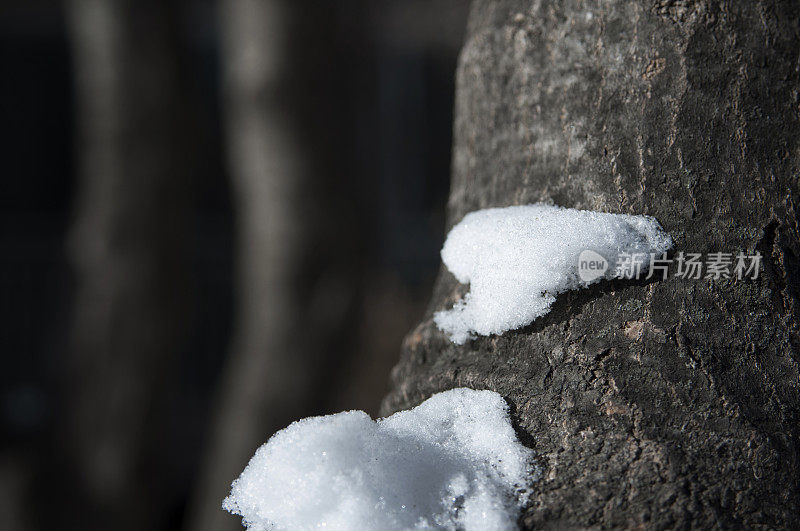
[0,1,468,529]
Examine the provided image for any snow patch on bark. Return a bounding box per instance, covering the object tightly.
[223,388,536,530]
[435,204,673,344]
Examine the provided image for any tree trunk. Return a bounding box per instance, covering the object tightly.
[383,0,800,528]
[185,2,355,530]
[65,0,192,528]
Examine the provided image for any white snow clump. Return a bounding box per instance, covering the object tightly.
[223,387,535,530]
[435,204,673,344]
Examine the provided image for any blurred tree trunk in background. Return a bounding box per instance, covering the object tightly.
[384,0,800,528]
[185,2,359,530]
[189,1,474,529]
[64,0,193,529]
[185,2,302,530]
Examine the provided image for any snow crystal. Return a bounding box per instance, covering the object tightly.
[223,388,536,530]
[435,204,673,344]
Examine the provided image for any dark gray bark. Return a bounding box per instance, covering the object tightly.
[383,0,800,528]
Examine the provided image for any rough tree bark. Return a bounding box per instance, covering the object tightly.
[383,0,800,528]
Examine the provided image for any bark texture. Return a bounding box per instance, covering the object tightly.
[383,0,800,528]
